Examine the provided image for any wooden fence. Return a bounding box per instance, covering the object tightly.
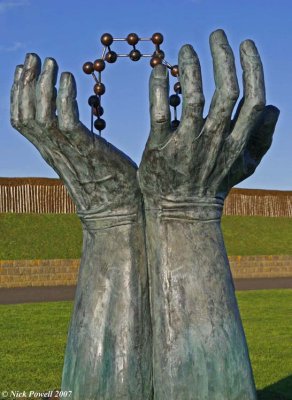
[0,178,75,214]
[223,188,292,217]
[0,177,292,217]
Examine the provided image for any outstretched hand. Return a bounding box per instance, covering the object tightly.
[11,54,139,212]
[139,29,279,201]
[11,30,280,211]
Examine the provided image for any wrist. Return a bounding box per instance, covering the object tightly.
[143,195,224,222]
[77,197,144,232]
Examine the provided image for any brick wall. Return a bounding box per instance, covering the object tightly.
[229,255,292,279]
[0,259,79,288]
[0,256,292,288]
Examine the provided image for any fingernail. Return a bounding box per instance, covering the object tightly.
[241,40,258,57]
[42,58,58,85]
[14,65,23,80]
[179,44,195,61]
[43,57,57,70]
[60,72,76,96]
[265,105,280,120]
[24,53,40,68]
[210,29,228,45]
[153,64,168,78]
[61,72,72,85]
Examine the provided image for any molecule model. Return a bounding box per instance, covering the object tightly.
[82,32,181,135]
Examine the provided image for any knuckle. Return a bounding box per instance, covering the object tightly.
[247,97,265,111]
[218,80,239,101]
[154,114,168,124]
[228,83,240,100]
[193,93,205,106]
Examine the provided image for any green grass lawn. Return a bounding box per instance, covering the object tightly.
[239,290,292,399]
[0,290,291,399]
[0,213,292,259]
[0,213,82,260]
[222,215,292,256]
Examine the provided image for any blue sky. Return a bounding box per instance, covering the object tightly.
[0,0,291,190]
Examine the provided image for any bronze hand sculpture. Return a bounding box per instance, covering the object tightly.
[11,55,152,399]
[11,29,279,400]
[139,29,279,399]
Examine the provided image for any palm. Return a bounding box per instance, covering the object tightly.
[11,54,139,212]
[139,30,279,201]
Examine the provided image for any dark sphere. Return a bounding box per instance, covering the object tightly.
[174,82,181,94]
[151,32,164,45]
[171,65,179,77]
[88,95,100,107]
[101,33,113,46]
[127,33,139,45]
[93,105,104,117]
[154,49,165,59]
[171,119,180,129]
[94,118,106,131]
[150,56,163,68]
[129,49,142,61]
[105,51,117,63]
[93,59,106,72]
[82,62,94,74]
[169,94,181,107]
[94,82,106,96]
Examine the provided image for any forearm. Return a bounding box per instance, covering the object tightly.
[61,201,152,400]
[144,197,256,400]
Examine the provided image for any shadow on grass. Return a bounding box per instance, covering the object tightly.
[257,375,292,400]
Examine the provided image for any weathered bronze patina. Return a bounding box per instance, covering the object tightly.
[11,29,279,399]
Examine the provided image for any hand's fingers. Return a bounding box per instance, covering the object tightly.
[10,65,23,128]
[57,72,79,131]
[227,40,265,154]
[246,105,279,160]
[205,29,239,128]
[227,105,279,189]
[240,40,265,105]
[148,64,171,147]
[178,44,204,132]
[192,31,239,185]
[36,57,58,125]
[19,53,41,121]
